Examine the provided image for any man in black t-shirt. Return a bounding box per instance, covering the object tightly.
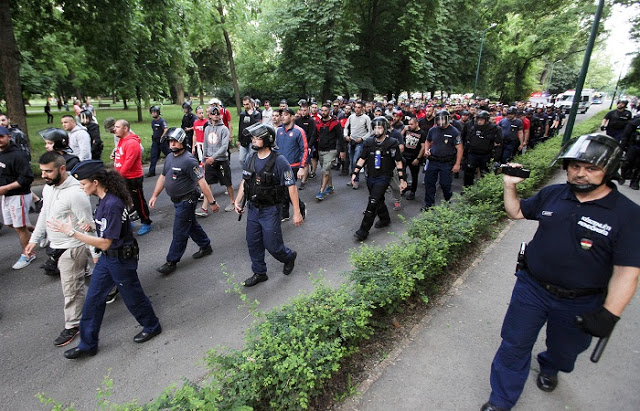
[601,100,632,142]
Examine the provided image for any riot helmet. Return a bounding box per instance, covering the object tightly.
[476,110,491,120]
[371,116,389,137]
[79,110,93,125]
[182,102,192,111]
[460,110,470,117]
[149,105,161,116]
[617,100,628,108]
[39,127,70,151]
[243,123,276,150]
[164,127,187,153]
[436,110,450,128]
[551,133,622,192]
[507,106,518,115]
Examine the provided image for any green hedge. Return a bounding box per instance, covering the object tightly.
[41,112,607,410]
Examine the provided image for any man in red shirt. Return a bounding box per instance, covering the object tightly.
[113,119,153,235]
[192,106,208,164]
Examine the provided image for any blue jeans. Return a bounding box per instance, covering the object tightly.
[149,139,170,175]
[348,143,364,181]
[78,254,160,351]
[423,160,453,208]
[246,203,294,275]
[488,270,602,409]
[166,195,211,262]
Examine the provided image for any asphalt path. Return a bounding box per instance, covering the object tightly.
[0,108,602,409]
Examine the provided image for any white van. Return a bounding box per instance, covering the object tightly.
[555,89,593,114]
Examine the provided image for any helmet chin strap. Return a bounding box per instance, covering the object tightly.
[170,146,185,153]
[567,179,605,193]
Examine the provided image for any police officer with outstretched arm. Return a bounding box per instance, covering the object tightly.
[234,123,302,287]
[481,133,640,411]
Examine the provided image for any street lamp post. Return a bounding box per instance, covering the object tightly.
[472,23,497,99]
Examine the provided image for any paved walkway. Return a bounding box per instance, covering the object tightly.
[342,175,640,411]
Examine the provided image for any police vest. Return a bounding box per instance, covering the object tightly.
[243,152,286,207]
[364,136,399,178]
[468,125,499,154]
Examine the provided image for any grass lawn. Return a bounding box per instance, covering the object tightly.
[25,104,200,170]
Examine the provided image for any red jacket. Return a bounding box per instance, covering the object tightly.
[114,132,143,179]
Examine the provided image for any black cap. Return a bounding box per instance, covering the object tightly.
[282,108,295,115]
[70,160,104,180]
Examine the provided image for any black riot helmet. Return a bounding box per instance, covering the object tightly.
[617,100,629,108]
[436,110,450,128]
[39,127,70,151]
[525,107,534,115]
[182,102,192,111]
[149,105,161,115]
[507,106,518,115]
[460,110,470,117]
[476,110,491,121]
[371,116,389,136]
[79,110,93,125]
[551,133,622,192]
[243,122,276,149]
[163,127,187,144]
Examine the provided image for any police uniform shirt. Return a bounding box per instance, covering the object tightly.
[151,117,167,140]
[243,153,296,187]
[403,128,426,159]
[468,124,500,154]
[162,151,204,198]
[95,192,134,250]
[426,125,461,159]
[604,109,633,130]
[498,118,523,142]
[359,137,403,177]
[520,183,640,289]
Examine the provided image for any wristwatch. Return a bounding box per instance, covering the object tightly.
[210,199,217,205]
[66,229,76,237]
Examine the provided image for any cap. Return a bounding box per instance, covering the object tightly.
[0,126,10,136]
[70,160,104,180]
[282,108,295,116]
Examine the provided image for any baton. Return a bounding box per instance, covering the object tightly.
[237,197,247,221]
[575,315,611,363]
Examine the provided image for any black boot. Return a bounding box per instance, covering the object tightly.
[630,170,639,190]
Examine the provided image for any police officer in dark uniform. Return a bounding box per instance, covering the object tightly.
[543,104,559,140]
[620,114,640,190]
[181,102,197,150]
[463,110,502,187]
[234,123,302,287]
[422,110,463,211]
[351,116,406,241]
[498,107,524,163]
[601,100,632,142]
[47,160,162,359]
[526,107,545,149]
[481,133,640,411]
[149,128,220,275]
[39,127,80,170]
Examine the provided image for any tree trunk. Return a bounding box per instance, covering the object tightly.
[175,83,185,105]
[0,0,28,139]
[136,86,143,123]
[216,1,241,116]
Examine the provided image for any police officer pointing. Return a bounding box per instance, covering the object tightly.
[481,133,640,411]
[234,123,302,287]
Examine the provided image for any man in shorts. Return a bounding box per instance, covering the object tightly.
[197,106,235,216]
[0,126,35,269]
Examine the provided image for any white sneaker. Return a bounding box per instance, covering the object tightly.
[13,254,36,270]
[195,207,209,217]
[224,203,235,212]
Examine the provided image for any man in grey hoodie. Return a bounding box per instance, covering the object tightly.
[61,115,92,161]
[197,106,235,216]
[25,152,95,348]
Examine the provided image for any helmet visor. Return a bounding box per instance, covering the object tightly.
[552,134,621,173]
[163,127,186,143]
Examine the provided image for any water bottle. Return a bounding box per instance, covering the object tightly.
[374,149,381,169]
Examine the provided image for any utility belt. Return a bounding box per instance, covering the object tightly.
[429,155,455,163]
[468,149,491,156]
[248,200,279,210]
[170,191,198,204]
[517,243,604,299]
[100,241,139,260]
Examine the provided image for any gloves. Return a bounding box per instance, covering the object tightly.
[576,307,620,338]
[600,125,606,131]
